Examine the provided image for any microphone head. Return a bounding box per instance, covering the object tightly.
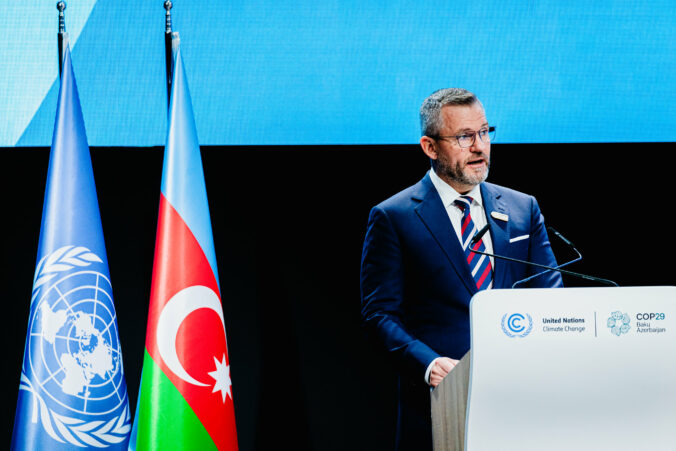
[471,223,491,245]
[547,227,576,249]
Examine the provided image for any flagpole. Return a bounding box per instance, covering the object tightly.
[164,1,180,107]
[57,1,69,77]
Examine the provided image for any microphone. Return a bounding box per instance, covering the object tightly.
[548,227,577,249]
[511,227,582,288]
[468,225,619,287]
[471,224,490,245]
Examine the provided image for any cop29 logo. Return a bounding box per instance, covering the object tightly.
[501,313,533,338]
[607,311,630,336]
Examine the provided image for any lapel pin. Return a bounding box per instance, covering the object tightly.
[491,211,509,222]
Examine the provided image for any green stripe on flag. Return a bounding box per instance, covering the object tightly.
[134,350,217,451]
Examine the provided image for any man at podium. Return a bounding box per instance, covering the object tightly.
[360,88,562,450]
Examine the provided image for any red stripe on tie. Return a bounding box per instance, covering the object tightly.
[461,215,471,235]
[467,241,482,264]
[476,264,491,288]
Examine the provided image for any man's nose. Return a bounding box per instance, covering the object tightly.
[470,136,488,152]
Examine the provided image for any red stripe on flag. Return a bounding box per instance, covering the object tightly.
[144,194,237,451]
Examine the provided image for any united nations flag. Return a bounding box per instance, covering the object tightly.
[11,47,131,450]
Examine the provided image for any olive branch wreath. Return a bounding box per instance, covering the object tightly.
[501,313,533,338]
[20,374,131,447]
[22,245,131,447]
[32,245,103,299]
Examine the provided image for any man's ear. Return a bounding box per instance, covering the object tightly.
[420,136,438,161]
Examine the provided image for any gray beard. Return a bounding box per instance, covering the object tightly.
[439,160,490,187]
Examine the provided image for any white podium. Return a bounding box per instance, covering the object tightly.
[432,286,676,451]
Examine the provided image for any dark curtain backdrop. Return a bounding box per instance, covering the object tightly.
[2,143,674,450]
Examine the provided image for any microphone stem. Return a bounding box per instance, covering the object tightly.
[512,249,582,288]
[470,249,619,287]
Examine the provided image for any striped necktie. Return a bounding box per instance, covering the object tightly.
[454,196,492,290]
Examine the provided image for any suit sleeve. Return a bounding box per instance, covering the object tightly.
[360,206,440,378]
[527,197,564,288]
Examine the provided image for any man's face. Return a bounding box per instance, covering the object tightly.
[429,103,490,193]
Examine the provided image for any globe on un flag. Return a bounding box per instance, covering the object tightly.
[27,268,127,415]
[18,246,130,447]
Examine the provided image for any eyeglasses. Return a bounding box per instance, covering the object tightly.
[431,126,496,148]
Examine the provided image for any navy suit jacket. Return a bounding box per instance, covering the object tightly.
[360,173,562,450]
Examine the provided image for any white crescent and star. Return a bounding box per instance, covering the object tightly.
[155,285,231,402]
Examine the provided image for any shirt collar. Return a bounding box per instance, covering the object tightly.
[428,169,484,208]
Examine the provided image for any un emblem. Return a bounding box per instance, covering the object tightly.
[501,313,533,338]
[607,311,630,336]
[19,246,130,447]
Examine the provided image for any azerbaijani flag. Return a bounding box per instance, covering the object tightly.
[130,49,238,450]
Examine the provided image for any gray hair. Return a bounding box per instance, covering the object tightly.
[419,88,479,137]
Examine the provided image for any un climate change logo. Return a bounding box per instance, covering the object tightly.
[607,311,630,336]
[19,246,130,447]
[501,313,533,338]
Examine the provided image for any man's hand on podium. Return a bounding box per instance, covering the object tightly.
[429,357,459,387]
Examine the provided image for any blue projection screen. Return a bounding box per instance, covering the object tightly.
[1,1,674,146]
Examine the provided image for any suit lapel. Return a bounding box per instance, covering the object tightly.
[413,174,477,296]
[481,183,510,289]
